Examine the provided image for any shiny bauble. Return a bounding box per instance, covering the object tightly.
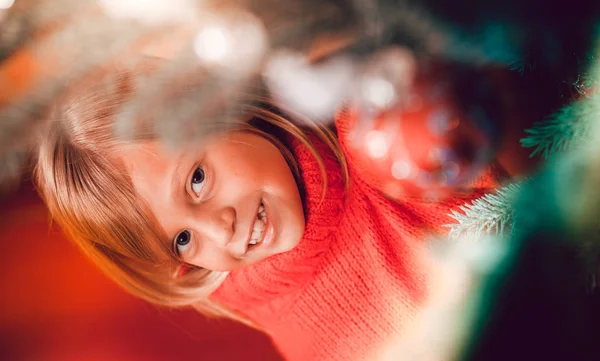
[345,59,505,200]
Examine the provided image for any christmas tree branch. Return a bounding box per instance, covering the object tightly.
[521,91,600,158]
[446,182,523,241]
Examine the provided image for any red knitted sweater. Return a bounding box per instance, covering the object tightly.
[212,112,500,360]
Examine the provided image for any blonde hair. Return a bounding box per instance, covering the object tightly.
[34,60,348,326]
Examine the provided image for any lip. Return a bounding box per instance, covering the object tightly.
[247,197,275,253]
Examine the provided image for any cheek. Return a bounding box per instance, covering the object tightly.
[219,132,303,208]
[236,138,292,189]
[262,157,299,202]
[195,249,238,272]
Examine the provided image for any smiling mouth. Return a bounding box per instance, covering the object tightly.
[248,202,267,247]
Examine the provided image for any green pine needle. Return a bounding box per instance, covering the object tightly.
[521,92,600,158]
[446,183,522,241]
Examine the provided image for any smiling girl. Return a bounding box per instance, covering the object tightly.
[35,57,501,360]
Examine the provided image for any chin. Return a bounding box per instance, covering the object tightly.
[279,233,303,253]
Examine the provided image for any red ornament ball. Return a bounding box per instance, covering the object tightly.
[345,71,498,200]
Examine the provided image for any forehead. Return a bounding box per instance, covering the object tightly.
[119,142,180,222]
[121,142,178,180]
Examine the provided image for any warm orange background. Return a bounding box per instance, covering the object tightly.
[0,183,282,361]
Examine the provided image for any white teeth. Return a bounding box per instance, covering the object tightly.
[253,219,265,231]
[249,203,267,247]
[258,203,267,221]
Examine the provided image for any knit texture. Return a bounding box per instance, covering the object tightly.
[212,111,499,361]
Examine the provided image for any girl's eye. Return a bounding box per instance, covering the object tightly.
[174,230,192,256]
[190,166,206,196]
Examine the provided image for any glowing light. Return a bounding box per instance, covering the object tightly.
[98,0,195,24]
[0,0,14,9]
[361,77,396,109]
[193,12,268,75]
[363,46,417,95]
[391,160,411,179]
[365,130,390,159]
[194,26,233,64]
[264,52,354,120]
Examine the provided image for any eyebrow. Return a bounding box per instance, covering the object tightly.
[171,152,189,203]
[166,152,188,250]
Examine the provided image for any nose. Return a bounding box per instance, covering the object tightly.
[194,206,236,249]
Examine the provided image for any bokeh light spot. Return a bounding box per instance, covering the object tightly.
[365,130,391,159]
[391,160,412,179]
[194,26,233,64]
[0,0,14,9]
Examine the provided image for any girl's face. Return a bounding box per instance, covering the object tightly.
[120,131,305,272]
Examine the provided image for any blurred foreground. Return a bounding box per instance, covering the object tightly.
[0,184,282,361]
